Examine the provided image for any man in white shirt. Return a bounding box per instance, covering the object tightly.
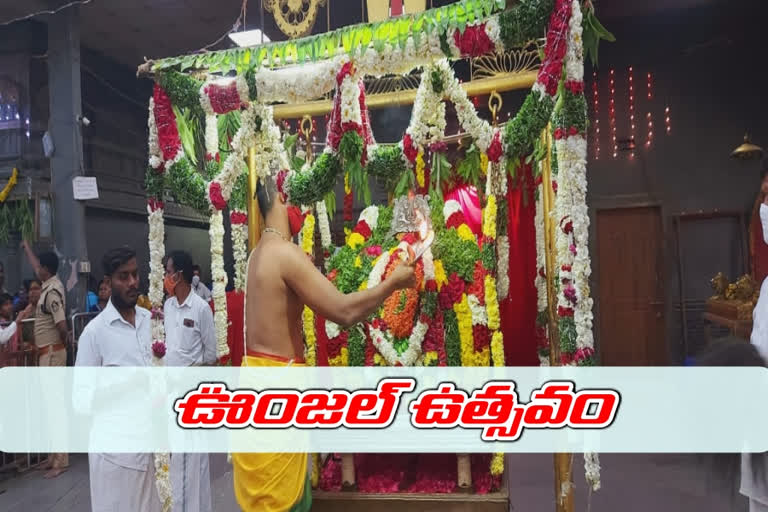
[190,265,212,302]
[75,246,162,512]
[164,250,215,512]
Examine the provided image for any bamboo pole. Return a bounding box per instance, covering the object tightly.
[246,146,263,252]
[540,127,574,512]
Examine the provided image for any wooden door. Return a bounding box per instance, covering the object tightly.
[597,206,666,366]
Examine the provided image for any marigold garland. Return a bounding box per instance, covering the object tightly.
[484,275,501,331]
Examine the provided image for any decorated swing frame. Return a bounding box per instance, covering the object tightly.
[137,0,611,510]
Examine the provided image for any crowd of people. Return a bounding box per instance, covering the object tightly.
[0,239,216,494]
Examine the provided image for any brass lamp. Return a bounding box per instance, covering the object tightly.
[731,134,763,160]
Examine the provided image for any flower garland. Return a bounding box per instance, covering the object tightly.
[534,161,551,366]
[502,0,571,166]
[315,199,333,267]
[301,211,317,366]
[199,75,250,116]
[209,210,229,358]
[230,210,248,292]
[553,0,592,368]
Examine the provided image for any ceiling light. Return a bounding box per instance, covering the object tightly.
[229,29,271,47]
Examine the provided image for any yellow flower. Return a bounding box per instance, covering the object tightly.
[301,214,315,255]
[354,255,362,268]
[480,153,489,176]
[374,353,384,366]
[358,280,368,291]
[415,150,426,188]
[473,346,490,366]
[329,346,348,366]
[0,167,18,203]
[424,351,438,366]
[303,306,316,367]
[457,224,476,242]
[454,294,475,367]
[162,464,169,473]
[491,331,505,367]
[490,453,504,476]
[485,275,500,331]
[344,172,351,195]
[347,232,365,249]
[482,194,497,239]
[434,260,448,291]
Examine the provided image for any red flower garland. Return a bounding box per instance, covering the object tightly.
[327,330,349,360]
[230,211,248,225]
[204,81,244,114]
[438,272,465,310]
[147,198,164,212]
[466,262,486,303]
[353,220,372,239]
[402,134,418,163]
[536,0,573,97]
[565,80,585,94]
[453,23,495,58]
[343,191,354,223]
[153,83,182,162]
[472,324,491,352]
[208,182,227,211]
[487,130,503,163]
[365,245,383,257]
[445,212,466,230]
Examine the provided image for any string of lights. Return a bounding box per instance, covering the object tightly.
[592,71,600,160]
[609,69,617,158]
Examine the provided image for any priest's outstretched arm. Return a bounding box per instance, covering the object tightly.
[283,243,416,328]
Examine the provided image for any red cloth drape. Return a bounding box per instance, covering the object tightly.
[751,196,768,285]
[500,163,539,366]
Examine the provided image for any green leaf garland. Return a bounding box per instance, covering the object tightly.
[498,0,554,49]
[287,152,343,206]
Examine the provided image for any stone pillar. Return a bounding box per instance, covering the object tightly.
[47,6,88,314]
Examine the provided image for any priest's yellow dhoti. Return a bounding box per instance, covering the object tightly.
[232,352,311,512]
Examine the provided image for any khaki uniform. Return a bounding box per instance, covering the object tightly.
[35,274,68,470]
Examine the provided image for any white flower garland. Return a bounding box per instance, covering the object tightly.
[370,318,428,367]
[209,210,229,358]
[340,68,363,126]
[212,103,261,201]
[204,113,219,158]
[325,320,341,340]
[147,97,163,170]
[467,294,488,326]
[146,205,173,511]
[443,200,462,221]
[254,56,343,104]
[407,59,494,153]
[316,199,332,249]
[496,234,510,300]
[231,213,248,292]
[249,104,288,185]
[359,205,379,231]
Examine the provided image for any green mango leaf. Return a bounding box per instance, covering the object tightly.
[422,15,435,35]
[388,21,399,45]
[342,28,354,53]
[298,42,307,63]
[324,190,337,219]
[325,34,336,58]
[412,26,422,49]
[194,54,206,69]
[397,18,410,50]
[180,56,194,72]
[312,37,321,61]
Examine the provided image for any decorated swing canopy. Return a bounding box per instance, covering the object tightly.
[139,0,610,502]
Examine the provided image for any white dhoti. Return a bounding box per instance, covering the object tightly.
[88,453,161,512]
[171,453,212,512]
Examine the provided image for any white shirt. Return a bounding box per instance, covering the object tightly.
[0,321,17,345]
[164,291,216,367]
[192,280,212,302]
[74,299,153,471]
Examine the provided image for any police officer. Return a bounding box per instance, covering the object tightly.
[20,240,69,478]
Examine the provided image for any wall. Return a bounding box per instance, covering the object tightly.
[585,0,768,362]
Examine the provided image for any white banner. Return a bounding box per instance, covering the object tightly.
[0,367,766,453]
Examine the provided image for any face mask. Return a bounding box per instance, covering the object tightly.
[287,205,306,237]
[192,275,200,287]
[164,273,178,296]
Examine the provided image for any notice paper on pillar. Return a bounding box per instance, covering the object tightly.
[72,176,99,200]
